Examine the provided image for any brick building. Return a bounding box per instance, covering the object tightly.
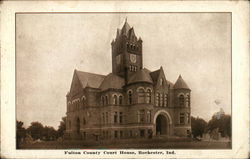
[65,20,191,140]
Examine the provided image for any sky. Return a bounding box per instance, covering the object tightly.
[16,13,231,128]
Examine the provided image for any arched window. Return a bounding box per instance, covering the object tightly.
[146,89,152,103]
[119,95,123,105]
[101,96,105,106]
[138,88,145,103]
[82,97,86,108]
[105,95,109,105]
[113,95,118,105]
[155,92,160,106]
[128,91,132,105]
[179,94,185,107]
[186,94,190,107]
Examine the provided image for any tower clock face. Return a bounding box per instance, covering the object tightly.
[130,54,137,63]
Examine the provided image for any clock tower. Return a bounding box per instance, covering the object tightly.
[111,19,143,81]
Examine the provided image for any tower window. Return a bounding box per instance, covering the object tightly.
[187,94,190,107]
[179,95,185,107]
[187,113,190,124]
[146,89,152,103]
[138,88,145,103]
[128,91,132,104]
[105,95,109,105]
[180,113,185,124]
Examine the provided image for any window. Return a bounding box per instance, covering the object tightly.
[129,130,133,137]
[180,113,185,124]
[187,94,190,107]
[140,130,145,137]
[128,91,132,104]
[114,131,118,138]
[119,95,123,105]
[135,66,137,71]
[101,96,105,106]
[113,95,118,105]
[147,111,151,123]
[114,112,118,123]
[102,113,105,124]
[68,120,71,129]
[164,94,168,107]
[160,78,163,85]
[120,131,123,138]
[187,113,190,124]
[146,89,151,103]
[160,93,163,106]
[105,112,108,123]
[82,117,86,125]
[155,93,159,106]
[105,95,108,105]
[179,95,185,107]
[139,110,145,123]
[138,88,145,103]
[119,112,123,123]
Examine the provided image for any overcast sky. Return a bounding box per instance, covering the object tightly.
[16,13,231,128]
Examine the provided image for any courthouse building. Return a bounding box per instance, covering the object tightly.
[65,20,191,140]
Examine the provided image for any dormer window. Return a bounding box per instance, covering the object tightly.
[160,78,164,85]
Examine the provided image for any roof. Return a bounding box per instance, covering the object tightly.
[75,70,105,88]
[150,69,161,83]
[99,73,125,91]
[173,75,190,90]
[121,20,131,36]
[128,68,153,84]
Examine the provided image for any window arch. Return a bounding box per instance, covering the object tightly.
[113,95,118,105]
[128,90,132,105]
[179,94,185,107]
[138,88,145,103]
[119,95,123,105]
[146,89,152,103]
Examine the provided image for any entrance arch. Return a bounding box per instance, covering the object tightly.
[156,115,167,135]
[154,110,172,136]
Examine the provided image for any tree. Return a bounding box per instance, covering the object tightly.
[207,114,231,138]
[42,126,57,141]
[27,122,44,140]
[57,117,66,138]
[16,120,26,148]
[191,116,207,138]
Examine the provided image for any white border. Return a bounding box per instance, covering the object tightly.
[1,1,249,158]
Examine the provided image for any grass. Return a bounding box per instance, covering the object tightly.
[19,137,231,149]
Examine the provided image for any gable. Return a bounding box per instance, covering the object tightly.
[69,71,83,96]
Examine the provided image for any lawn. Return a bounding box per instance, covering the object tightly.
[19,138,231,149]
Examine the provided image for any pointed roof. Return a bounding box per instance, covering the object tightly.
[99,73,125,91]
[121,20,131,36]
[75,70,105,89]
[173,75,190,90]
[128,68,153,84]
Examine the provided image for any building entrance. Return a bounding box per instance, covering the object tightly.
[156,114,167,135]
